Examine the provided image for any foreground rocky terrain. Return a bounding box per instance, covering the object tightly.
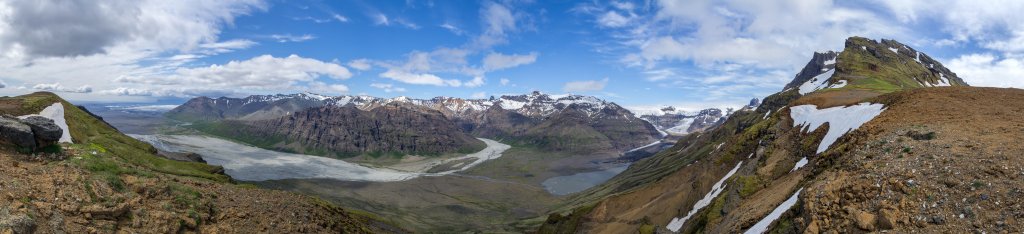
[0,92,402,233]
[537,37,1017,233]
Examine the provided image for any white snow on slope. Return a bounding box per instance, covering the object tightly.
[666,161,744,232]
[791,157,808,172]
[790,103,886,154]
[798,69,837,95]
[18,103,72,143]
[888,47,898,54]
[744,188,803,234]
[823,56,836,65]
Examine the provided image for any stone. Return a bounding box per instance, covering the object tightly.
[20,116,62,145]
[878,209,898,230]
[804,220,820,234]
[855,210,877,231]
[0,212,36,234]
[0,116,35,149]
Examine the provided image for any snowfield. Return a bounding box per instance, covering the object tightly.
[18,103,72,143]
[790,103,886,154]
[744,188,804,234]
[666,161,743,232]
[798,69,839,95]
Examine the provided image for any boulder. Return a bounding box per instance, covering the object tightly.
[0,116,36,149]
[0,212,36,234]
[855,210,877,231]
[21,116,62,143]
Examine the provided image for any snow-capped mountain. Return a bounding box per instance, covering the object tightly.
[631,98,758,136]
[167,91,662,153]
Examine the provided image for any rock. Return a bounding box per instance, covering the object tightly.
[80,203,129,220]
[804,220,820,234]
[0,212,36,234]
[21,116,62,145]
[877,209,898,230]
[855,210,877,231]
[0,116,36,149]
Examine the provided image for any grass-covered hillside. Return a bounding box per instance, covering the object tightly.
[0,92,403,233]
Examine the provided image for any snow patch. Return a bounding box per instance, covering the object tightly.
[790,103,886,154]
[791,157,808,172]
[823,57,836,66]
[744,188,803,234]
[798,69,836,95]
[763,110,771,119]
[888,47,898,54]
[666,161,743,232]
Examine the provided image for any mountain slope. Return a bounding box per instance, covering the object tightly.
[535,37,1007,234]
[203,103,487,157]
[0,92,403,233]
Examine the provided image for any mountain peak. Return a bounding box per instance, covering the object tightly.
[784,36,968,98]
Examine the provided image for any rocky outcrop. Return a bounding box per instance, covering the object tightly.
[0,116,36,149]
[0,114,65,151]
[22,116,63,143]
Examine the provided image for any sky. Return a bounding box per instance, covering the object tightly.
[2,0,1024,111]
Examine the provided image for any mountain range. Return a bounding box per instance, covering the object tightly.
[166,91,669,156]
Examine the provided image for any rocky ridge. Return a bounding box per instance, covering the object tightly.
[536,37,999,234]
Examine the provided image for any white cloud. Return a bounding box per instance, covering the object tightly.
[110,54,351,97]
[563,78,609,92]
[370,83,406,93]
[0,0,267,58]
[464,76,485,87]
[500,78,510,86]
[269,34,315,43]
[483,52,538,71]
[32,83,93,93]
[470,91,487,99]
[307,81,349,94]
[380,70,451,86]
[347,59,372,71]
[947,53,1024,88]
[372,13,390,25]
[332,14,348,22]
[440,23,465,35]
[598,11,631,28]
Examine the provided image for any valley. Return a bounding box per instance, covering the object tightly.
[85,96,675,232]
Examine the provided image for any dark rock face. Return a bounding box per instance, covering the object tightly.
[22,116,62,143]
[784,51,838,91]
[0,116,37,149]
[240,103,485,156]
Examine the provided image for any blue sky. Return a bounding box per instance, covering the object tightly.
[2,0,1024,111]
